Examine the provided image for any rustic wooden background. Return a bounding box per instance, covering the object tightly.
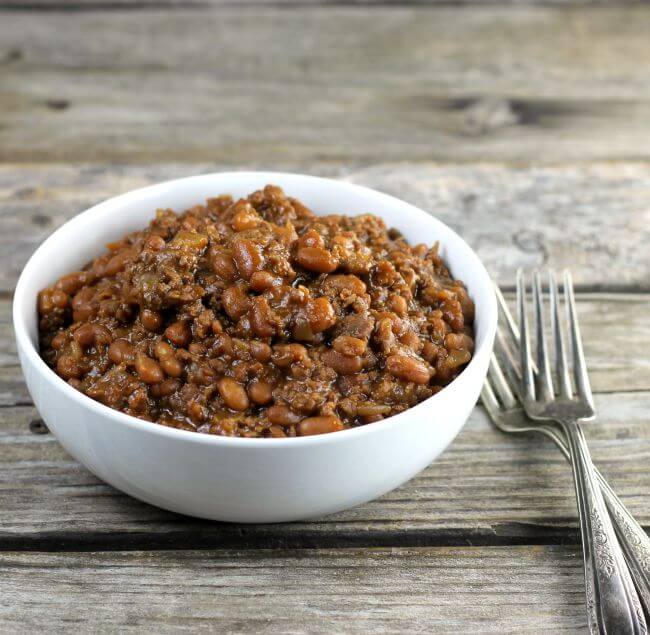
[1,1,649,632]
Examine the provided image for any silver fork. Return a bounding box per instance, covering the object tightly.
[492,283,650,623]
[484,353,650,630]
[507,269,646,634]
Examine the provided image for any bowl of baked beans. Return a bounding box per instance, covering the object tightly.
[14,172,496,522]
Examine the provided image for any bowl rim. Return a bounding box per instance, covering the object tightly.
[13,171,497,448]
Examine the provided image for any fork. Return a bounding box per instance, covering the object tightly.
[503,269,646,634]
[483,354,650,631]
[492,282,650,623]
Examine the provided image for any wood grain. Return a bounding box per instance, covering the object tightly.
[0,0,634,7]
[1,388,648,549]
[1,7,650,163]
[0,546,587,633]
[2,163,650,292]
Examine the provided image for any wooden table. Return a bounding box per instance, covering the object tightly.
[1,2,649,632]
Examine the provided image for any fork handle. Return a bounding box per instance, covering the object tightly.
[599,475,650,619]
[560,420,647,634]
[542,423,650,618]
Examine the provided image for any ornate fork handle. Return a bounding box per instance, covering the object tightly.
[561,419,647,634]
[538,420,650,617]
[600,470,650,618]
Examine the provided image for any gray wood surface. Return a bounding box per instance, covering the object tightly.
[0,547,587,633]
[3,163,650,293]
[1,6,650,163]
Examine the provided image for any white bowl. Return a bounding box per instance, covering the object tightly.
[14,172,496,523]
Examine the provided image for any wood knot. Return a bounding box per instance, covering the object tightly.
[29,419,50,435]
[461,98,521,135]
[45,99,70,111]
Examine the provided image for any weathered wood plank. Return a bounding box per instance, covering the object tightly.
[1,7,650,162]
[0,546,587,633]
[0,0,633,7]
[1,390,648,548]
[3,292,650,395]
[3,6,648,91]
[2,163,650,292]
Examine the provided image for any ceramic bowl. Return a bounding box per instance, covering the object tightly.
[14,172,496,523]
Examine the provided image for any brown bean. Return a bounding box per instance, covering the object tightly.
[160,356,183,378]
[51,331,67,350]
[71,287,93,310]
[332,335,366,357]
[73,323,96,348]
[231,204,261,231]
[212,333,233,356]
[268,425,287,438]
[267,404,302,427]
[55,272,89,295]
[71,287,96,321]
[222,286,250,320]
[151,378,180,397]
[421,340,439,364]
[154,340,175,360]
[400,330,422,352]
[306,297,336,333]
[38,290,55,314]
[356,403,391,417]
[250,341,272,362]
[322,349,363,375]
[135,353,164,384]
[249,270,279,292]
[211,251,237,282]
[250,296,276,337]
[321,274,366,296]
[444,348,472,370]
[445,333,475,353]
[57,355,83,379]
[51,290,69,309]
[218,377,250,411]
[145,235,166,251]
[165,321,191,347]
[385,354,431,384]
[108,339,134,364]
[248,380,273,405]
[104,250,133,276]
[233,239,263,279]
[73,323,111,348]
[188,402,207,423]
[189,342,205,355]
[140,309,162,332]
[295,246,338,274]
[271,343,308,368]
[298,415,344,436]
[388,295,408,316]
[297,228,324,249]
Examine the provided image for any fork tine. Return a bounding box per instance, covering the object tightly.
[549,270,572,398]
[495,284,520,343]
[480,377,501,417]
[532,270,554,401]
[516,269,536,401]
[494,330,523,396]
[564,270,595,409]
[487,353,517,409]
